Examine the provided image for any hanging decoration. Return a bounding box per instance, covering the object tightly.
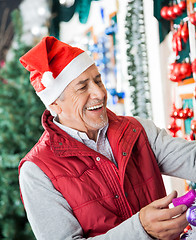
[171,21,189,56]
[160,0,187,20]
[153,0,170,43]
[50,0,100,39]
[169,61,192,82]
[158,0,196,237]
[189,10,196,25]
[167,118,181,136]
[158,0,196,144]
[125,0,152,119]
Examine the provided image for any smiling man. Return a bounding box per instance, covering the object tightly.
[19,36,196,240]
[49,65,108,141]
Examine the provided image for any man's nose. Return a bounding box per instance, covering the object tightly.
[89,81,105,99]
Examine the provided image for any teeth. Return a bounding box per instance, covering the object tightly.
[87,103,103,111]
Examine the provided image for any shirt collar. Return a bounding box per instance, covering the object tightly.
[53,118,109,143]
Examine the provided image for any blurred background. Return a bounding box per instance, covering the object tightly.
[0,0,196,238]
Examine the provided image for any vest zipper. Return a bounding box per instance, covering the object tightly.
[97,158,133,220]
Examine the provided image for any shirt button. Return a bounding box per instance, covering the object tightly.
[115,195,119,199]
[133,128,136,132]
[96,157,100,161]
[122,152,127,156]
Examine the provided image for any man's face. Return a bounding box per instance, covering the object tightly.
[54,64,108,135]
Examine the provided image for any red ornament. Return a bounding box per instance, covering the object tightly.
[173,63,182,78]
[167,6,174,20]
[168,73,181,82]
[169,62,182,82]
[169,61,192,82]
[175,107,182,118]
[184,225,192,233]
[160,1,186,21]
[168,118,181,137]
[178,1,186,11]
[187,108,194,118]
[161,6,170,20]
[180,22,189,43]
[189,12,196,26]
[179,108,189,119]
[191,120,196,133]
[169,62,176,71]
[172,25,184,56]
[192,59,196,73]
[170,104,178,118]
[190,131,195,140]
[173,4,183,16]
[180,62,192,78]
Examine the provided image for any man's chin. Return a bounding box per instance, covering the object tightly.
[85,118,108,131]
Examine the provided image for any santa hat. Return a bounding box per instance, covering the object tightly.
[19,36,94,106]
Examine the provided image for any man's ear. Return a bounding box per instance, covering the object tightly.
[49,101,62,115]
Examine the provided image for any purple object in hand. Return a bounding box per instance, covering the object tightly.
[172,190,196,208]
[186,206,196,226]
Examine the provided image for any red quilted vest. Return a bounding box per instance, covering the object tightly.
[19,109,166,237]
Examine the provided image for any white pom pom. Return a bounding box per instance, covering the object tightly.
[41,71,55,87]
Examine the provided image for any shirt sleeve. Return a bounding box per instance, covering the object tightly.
[19,161,153,240]
[136,117,196,182]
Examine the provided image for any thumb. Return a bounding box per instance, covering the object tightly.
[152,191,177,209]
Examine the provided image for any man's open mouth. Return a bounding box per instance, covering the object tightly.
[86,103,103,111]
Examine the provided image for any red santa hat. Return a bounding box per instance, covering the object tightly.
[19,36,94,106]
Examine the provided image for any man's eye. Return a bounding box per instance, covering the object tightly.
[79,85,87,90]
[95,80,102,85]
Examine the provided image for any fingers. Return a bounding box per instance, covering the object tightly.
[151,191,178,209]
[152,212,188,240]
[158,211,188,232]
[157,204,187,221]
[139,191,188,240]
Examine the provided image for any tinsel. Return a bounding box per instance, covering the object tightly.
[125,0,152,119]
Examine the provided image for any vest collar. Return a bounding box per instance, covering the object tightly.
[42,109,142,158]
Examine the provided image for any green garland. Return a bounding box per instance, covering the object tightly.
[125,0,152,119]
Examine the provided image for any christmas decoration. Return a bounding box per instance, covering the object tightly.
[50,0,100,38]
[168,118,181,136]
[181,21,189,43]
[160,1,187,21]
[170,103,193,119]
[187,206,196,226]
[172,189,196,208]
[169,61,192,82]
[125,0,152,118]
[192,59,196,73]
[0,10,45,239]
[172,189,196,239]
[171,20,189,57]
[189,12,196,25]
[168,102,194,136]
[157,1,196,238]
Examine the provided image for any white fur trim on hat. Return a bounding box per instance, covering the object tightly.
[37,51,94,106]
[41,71,55,87]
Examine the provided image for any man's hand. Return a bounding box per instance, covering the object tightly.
[139,191,188,240]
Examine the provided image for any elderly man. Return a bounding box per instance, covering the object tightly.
[19,36,196,240]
